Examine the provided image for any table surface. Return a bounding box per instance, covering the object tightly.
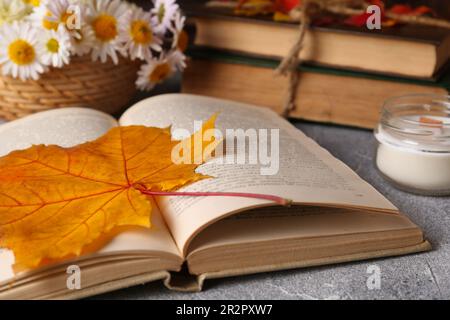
[92,120,449,300]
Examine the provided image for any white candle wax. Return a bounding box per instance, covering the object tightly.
[376,143,450,191]
[375,114,450,195]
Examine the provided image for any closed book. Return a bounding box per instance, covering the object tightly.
[182,49,449,128]
[181,0,450,79]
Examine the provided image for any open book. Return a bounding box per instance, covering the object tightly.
[0,94,430,299]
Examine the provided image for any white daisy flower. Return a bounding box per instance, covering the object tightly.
[136,51,184,91]
[0,21,45,80]
[88,0,129,64]
[0,0,30,26]
[39,25,71,67]
[69,23,95,56]
[169,10,187,52]
[30,0,83,32]
[151,0,179,35]
[28,1,51,28]
[119,6,162,61]
[169,49,186,71]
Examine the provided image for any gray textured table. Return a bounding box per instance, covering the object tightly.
[95,121,449,300]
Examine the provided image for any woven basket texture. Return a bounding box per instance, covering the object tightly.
[0,55,139,120]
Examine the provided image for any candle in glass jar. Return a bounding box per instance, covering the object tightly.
[374,95,450,196]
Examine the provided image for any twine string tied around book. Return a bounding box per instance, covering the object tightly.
[275,0,450,118]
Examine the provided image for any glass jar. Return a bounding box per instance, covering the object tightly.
[374,94,450,196]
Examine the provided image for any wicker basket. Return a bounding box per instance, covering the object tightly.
[0,55,140,120]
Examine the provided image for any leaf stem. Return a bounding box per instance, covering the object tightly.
[139,190,292,206]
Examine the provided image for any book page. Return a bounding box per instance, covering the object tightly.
[120,94,397,255]
[187,206,419,256]
[0,108,181,282]
[0,108,117,156]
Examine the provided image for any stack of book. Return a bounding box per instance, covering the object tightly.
[180,0,450,128]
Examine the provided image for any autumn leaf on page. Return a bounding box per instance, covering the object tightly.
[0,116,218,272]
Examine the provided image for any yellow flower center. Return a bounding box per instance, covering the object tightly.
[92,14,118,42]
[42,11,75,30]
[8,40,35,65]
[149,63,171,83]
[46,38,60,53]
[177,30,188,52]
[23,0,40,6]
[61,12,73,25]
[42,11,58,30]
[130,20,153,44]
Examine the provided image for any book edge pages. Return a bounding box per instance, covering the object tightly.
[41,270,171,300]
[165,240,432,292]
[28,240,433,298]
[191,16,439,78]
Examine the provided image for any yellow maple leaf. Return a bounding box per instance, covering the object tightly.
[0,116,217,271]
